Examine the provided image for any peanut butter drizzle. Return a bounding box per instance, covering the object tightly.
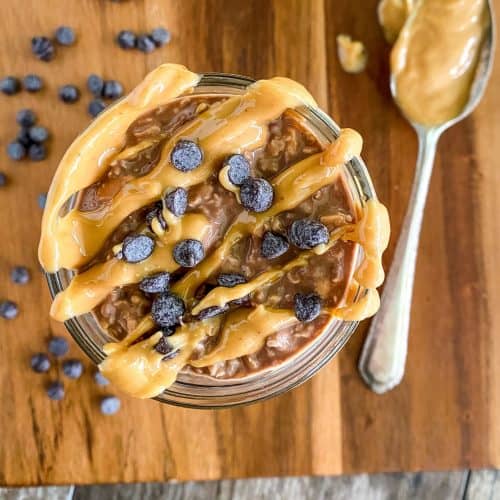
[50,212,210,321]
[39,64,201,273]
[41,74,317,272]
[387,0,489,126]
[173,128,363,302]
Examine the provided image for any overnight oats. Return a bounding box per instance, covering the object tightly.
[39,64,390,405]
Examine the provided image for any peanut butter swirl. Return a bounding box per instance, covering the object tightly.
[40,64,390,398]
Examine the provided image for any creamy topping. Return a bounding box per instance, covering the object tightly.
[40,64,390,398]
[378,0,416,43]
[336,34,368,74]
[383,0,489,126]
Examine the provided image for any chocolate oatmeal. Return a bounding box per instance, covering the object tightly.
[40,65,389,399]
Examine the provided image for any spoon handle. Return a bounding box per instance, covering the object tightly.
[358,127,441,393]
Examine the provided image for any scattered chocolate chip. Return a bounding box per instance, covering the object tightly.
[87,74,104,97]
[7,141,26,161]
[136,34,156,53]
[59,84,80,103]
[151,292,185,328]
[145,204,167,231]
[173,239,204,267]
[23,74,43,92]
[223,154,250,186]
[55,26,76,46]
[217,273,247,288]
[288,219,329,249]
[121,234,155,263]
[0,76,21,95]
[18,128,32,147]
[88,99,106,117]
[16,109,37,128]
[294,293,321,323]
[100,395,121,415]
[154,334,172,354]
[139,272,170,293]
[10,266,30,285]
[28,126,49,143]
[0,300,19,319]
[31,37,55,61]
[46,381,65,401]
[116,30,136,49]
[150,27,171,47]
[164,187,187,216]
[196,304,229,320]
[170,140,203,172]
[31,353,51,373]
[0,172,7,187]
[261,231,289,259]
[38,193,47,209]
[102,80,123,100]
[62,359,84,379]
[94,370,109,386]
[29,143,47,161]
[240,177,274,212]
[48,336,69,357]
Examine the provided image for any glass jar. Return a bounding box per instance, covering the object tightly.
[45,72,377,408]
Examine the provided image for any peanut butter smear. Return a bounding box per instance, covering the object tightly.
[39,64,390,398]
[381,0,489,126]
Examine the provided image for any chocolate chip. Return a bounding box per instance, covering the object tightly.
[261,231,289,259]
[10,266,30,285]
[38,193,47,209]
[151,292,185,328]
[139,272,170,293]
[121,234,155,263]
[145,204,167,230]
[0,172,7,187]
[55,26,76,46]
[16,109,37,128]
[47,381,65,401]
[7,141,26,161]
[0,76,21,95]
[170,140,203,172]
[62,359,84,379]
[0,300,18,319]
[164,187,187,216]
[59,84,80,103]
[154,334,173,354]
[288,219,329,249]
[196,304,229,320]
[29,143,47,161]
[173,239,204,267]
[28,126,49,143]
[217,273,246,288]
[23,74,43,92]
[31,37,55,61]
[150,27,171,47]
[94,371,109,386]
[87,74,104,97]
[103,80,123,100]
[240,177,274,212]
[223,154,250,186]
[31,353,51,373]
[100,395,121,415]
[48,336,69,357]
[116,30,137,49]
[294,293,321,323]
[136,34,156,53]
[88,99,106,117]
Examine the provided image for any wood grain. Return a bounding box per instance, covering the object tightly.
[0,0,498,486]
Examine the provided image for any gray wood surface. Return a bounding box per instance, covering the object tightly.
[3,470,496,500]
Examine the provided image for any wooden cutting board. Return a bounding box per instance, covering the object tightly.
[0,0,498,486]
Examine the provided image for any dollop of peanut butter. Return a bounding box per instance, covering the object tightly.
[336,34,368,74]
[40,64,390,398]
[380,0,489,126]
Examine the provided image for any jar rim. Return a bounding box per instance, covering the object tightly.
[45,71,376,408]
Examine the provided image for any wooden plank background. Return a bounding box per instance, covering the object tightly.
[0,0,498,486]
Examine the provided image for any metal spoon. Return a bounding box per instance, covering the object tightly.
[358,1,496,394]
